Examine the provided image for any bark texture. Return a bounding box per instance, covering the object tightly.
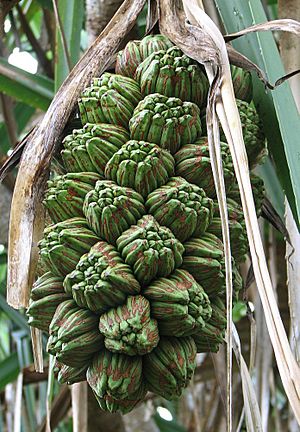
[0,184,12,245]
[86,0,125,46]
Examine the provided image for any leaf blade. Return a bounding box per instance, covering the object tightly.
[0,352,20,390]
[0,58,54,110]
[214,0,300,228]
[54,0,85,91]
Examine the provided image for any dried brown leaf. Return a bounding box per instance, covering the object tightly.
[224,19,300,42]
[145,0,158,34]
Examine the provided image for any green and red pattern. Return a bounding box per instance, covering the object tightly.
[174,138,234,197]
[105,140,175,197]
[135,46,209,108]
[64,241,141,313]
[116,35,173,77]
[83,180,145,244]
[61,123,129,175]
[146,177,214,242]
[27,33,266,414]
[129,93,202,154]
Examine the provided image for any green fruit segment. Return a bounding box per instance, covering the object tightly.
[130,93,202,154]
[201,99,267,168]
[135,47,209,108]
[231,65,253,103]
[47,300,103,367]
[38,218,99,277]
[61,123,129,175]
[208,198,248,263]
[144,269,212,337]
[116,35,173,77]
[55,360,87,385]
[30,272,64,300]
[64,241,141,313]
[93,383,147,414]
[174,138,234,197]
[27,293,71,333]
[99,295,159,355]
[146,177,214,242]
[231,100,267,167]
[78,73,142,128]
[87,350,143,400]
[182,235,225,296]
[144,337,196,400]
[192,296,226,353]
[44,172,102,223]
[83,180,145,244]
[105,140,175,197]
[116,215,184,285]
[228,173,265,216]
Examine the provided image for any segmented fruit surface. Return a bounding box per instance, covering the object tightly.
[135,46,209,107]
[116,35,173,77]
[27,33,266,414]
[105,140,175,197]
[129,93,202,154]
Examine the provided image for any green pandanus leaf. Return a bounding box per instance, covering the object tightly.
[129,93,202,154]
[144,269,212,337]
[83,180,145,244]
[93,382,147,414]
[174,138,234,197]
[105,140,175,198]
[64,241,141,313]
[135,46,209,108]
[144,337,196,400]
[231,65,253,103]
[116,215,184,286]
[116,35,173,77]
[44,172,102,223]
[99,295,159,355]
[38,218,100,277]
[87,350,143,400]
[78,73,142,128]
[47,299,103,367]
[146,177,214,242]
[61,123,129,175]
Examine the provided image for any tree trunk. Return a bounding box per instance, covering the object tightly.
[86,0,126,46]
